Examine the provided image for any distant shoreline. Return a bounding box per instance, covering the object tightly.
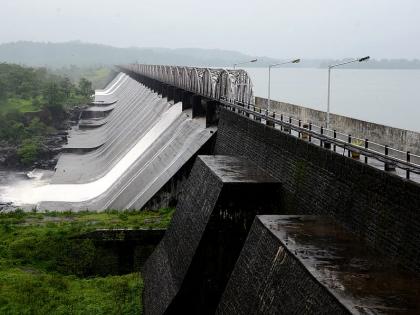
[0,41,419,69]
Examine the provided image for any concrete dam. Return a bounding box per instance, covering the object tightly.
[9,72,216,210]
[9,65,420,313]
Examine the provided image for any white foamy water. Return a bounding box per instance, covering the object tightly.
[0,103,182,205]
[27,169,46,180]
[95,74,128,96]
[0,170,53,206]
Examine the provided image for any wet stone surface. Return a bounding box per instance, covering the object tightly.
[215,108,420,275]
[219,215,420,315]
[200,155,277,183]
[267,215,420,314]
[143,155,282,315]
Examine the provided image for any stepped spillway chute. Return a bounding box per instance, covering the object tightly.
[93,73,128,104]
[95,73,127,96]
[2,73,216,211]
[57,80,172,182]
[19,102,183,204]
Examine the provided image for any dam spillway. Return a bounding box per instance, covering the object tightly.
[2,63,420,313]
[4,73,216,210]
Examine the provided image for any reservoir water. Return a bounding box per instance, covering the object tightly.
[246,68,420,132]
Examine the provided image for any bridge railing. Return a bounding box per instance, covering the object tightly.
[119,64,255,106]
[221,99,420,181]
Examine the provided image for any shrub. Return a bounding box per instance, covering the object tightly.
[17,138,41,166]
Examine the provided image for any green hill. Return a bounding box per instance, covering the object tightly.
[0,41,270,68]
[1,41,419,72]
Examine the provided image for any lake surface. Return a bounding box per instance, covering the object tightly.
[245,68,420,132]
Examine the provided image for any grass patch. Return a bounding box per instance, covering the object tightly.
[0,208,174,314]
[0,98,42,115]
[0,269,142,315]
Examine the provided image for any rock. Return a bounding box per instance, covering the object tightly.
[0,202,18,212]
[0,103,84,170]
[0,144,19,168]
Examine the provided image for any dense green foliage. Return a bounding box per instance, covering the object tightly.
[0,63,94,166]
[16,138,42,166]
[0,208,174,314]
[0,63,93,116]
[52,66,116,90]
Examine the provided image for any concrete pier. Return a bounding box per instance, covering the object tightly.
[218,215,420,314]
[142,155,282,315]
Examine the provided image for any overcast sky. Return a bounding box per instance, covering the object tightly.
[1,0,419,59]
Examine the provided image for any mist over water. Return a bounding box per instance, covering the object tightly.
[246,68,420,132]
[0,169,53,208]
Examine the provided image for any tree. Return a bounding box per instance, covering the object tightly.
[0,63,94,167]
[78,78,93,98]
[17,138,41,166]
[43,81,65,106]
[42,81,67,123]
[60,77,72,99]
[0,78,6,100]
[26,117,50,138]
[9,121,26,144]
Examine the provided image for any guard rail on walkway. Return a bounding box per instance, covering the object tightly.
[221,99,420,180]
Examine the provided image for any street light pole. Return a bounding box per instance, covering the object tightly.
[267,59,300,114]
[268,66,271,112]
[327,67,331,128]
[326,56,370,128]
[233,58,258,70]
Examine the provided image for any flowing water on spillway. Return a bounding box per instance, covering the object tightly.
[0,169,56,210]
[0,73,217,210]
[95,75,127,95]
[0,103,183,206]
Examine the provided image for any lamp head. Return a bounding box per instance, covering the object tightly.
[292,59,301,63]
[358,56,370,62]
[251,59,258,63]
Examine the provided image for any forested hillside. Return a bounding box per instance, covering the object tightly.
[0,41,269,68]
[1,41,420,69]
[0,63,93,167]
[51,66,116,90]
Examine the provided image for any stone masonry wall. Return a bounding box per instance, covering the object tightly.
[143,155,282,315]
[143,156,223,315]
[215,108,420,274]
[216,217,349,315]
